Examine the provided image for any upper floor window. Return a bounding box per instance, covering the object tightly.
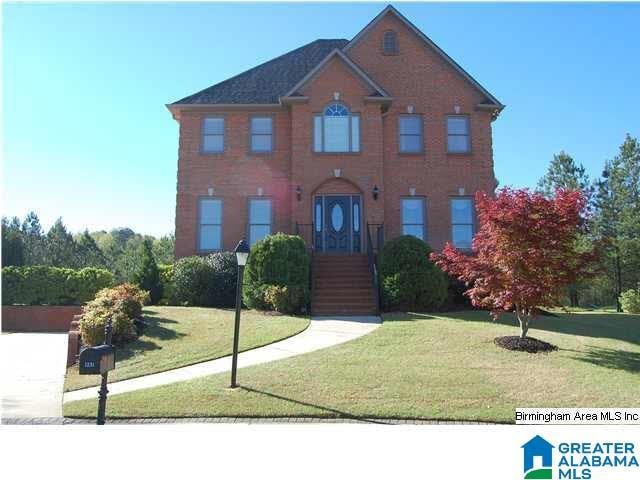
[250,117,273,153]
[399,115,423,153]
[402,198,425,240]
[383,30,398,55]
[199,198,222,251]
[202,117,224,153]
[451,198,474,249]
[447,116,470,153]
[314,103,360,153]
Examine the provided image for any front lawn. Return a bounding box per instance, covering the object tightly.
[64,306,309,391]
[64,310,640,422]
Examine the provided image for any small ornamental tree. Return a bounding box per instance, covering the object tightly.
[431,188,598,339]
[132,239,162,304]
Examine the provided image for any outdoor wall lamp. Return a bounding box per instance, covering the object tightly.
[296,185,302,201]
[372,185,380,201]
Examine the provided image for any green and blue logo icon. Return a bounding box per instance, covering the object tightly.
[522,435,555,479]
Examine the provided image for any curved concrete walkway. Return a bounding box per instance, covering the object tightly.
[64,315,381,404]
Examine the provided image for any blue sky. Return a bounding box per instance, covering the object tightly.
[3,2,639,236]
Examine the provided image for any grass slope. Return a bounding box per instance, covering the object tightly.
[64,306,309,391]
[64,310,639,422]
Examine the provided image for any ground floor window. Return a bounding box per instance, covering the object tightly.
[401,198,425,240]
[249,198,272,246]
[451,198,474,249]
[199,198,222,251]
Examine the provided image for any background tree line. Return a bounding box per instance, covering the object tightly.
[1,213,174,284]
[536,134,639,310]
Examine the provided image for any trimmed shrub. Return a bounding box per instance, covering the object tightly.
[620,289,640,314]
[207,252,238,307]
[263,284,306,314]
[1,266,114,305]
[158,263,175,306]
[379,235,448,311]
[173,256,214,306]
[243,234,310,313]
[80,283,148,346]
[172,252,237,307]
[133,239,163,304]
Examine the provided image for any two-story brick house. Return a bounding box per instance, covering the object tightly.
[168,5,503,314]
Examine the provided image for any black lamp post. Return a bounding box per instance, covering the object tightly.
[372,185,380,201]
[230,238,250,388]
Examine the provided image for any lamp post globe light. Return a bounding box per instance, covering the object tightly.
[230,238,250,388]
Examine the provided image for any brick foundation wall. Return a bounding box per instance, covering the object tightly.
[1,305,83,332]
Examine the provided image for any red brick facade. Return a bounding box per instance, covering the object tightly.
[170,7,502,257]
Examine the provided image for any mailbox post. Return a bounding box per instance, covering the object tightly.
[97,318,113,425]
[78,318,116,425]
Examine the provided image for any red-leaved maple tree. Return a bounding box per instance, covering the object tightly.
[430,188,597,339]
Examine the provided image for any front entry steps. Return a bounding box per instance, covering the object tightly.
[311,255,378,316]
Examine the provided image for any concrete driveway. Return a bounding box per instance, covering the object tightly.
[1,333,68,422]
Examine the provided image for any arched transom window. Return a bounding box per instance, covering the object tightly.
[313,102,360,153]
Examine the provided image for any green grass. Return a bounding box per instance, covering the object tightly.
[64,310,640,422]
[64,306,309,391]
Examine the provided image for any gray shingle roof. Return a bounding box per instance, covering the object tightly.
[172,39,349,105]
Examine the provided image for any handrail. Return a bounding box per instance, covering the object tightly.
[295,222,315,313]
[366,223,383,315]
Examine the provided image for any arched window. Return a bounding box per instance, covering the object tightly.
[383,30,398,55]
[313,102,360,153]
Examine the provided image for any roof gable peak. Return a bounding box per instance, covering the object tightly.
[282,48,390,99]
[344,4,504,109]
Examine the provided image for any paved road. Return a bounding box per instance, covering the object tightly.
[64,315,381,403]
[1,333,68,421]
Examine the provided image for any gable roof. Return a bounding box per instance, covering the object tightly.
[171,39,348,105]
[283,48,390,98]
[344,5,504,109]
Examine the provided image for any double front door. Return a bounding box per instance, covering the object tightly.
[313,195,361,253]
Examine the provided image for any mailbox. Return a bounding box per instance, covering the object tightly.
[78,345,116,375]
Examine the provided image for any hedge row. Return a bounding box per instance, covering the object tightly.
[2,266,114,306]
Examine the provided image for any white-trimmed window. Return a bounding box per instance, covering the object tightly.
[447,116,470,153]
[451,198,474,249]
[402,198,425,240]
[250,117,273,153]
[249,198,272,246]
[202,117,224,153]
[399,115,423,153]
[199,198,222,251]
[313,103,360,153]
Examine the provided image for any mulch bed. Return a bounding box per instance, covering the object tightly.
[494,336,558,353]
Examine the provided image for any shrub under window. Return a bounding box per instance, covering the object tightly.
[243,233,310,313]
[379,235,448,311]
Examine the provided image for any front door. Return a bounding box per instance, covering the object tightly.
[314,195,361,253]
[325,196,351,252]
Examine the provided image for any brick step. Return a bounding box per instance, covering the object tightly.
[313,287,374,296]
[315,275,372,282]
[314,282,373,289]
[313,266,370,273]
[313,258,368,265]
[313,295,376,304]
[314,275,371,281]
[312,302,377,311]
[313,310,377,316]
